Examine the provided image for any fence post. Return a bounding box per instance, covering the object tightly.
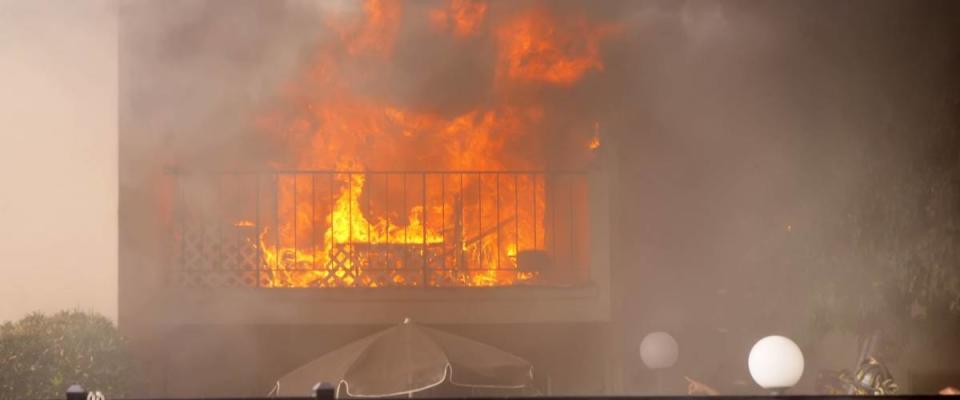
[65,384,86,400]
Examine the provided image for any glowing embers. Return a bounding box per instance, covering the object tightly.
[588,122,601,150]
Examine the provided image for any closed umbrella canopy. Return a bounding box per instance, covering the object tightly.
[276,319,533,397]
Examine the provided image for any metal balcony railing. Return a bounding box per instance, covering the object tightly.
[170,170,589,288]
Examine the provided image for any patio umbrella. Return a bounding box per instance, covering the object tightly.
[275,318,534,397]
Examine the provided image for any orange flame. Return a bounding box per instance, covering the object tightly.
[238,1,607,288]
[588,122,601,150]
[496,8,615,86]
[255,104,547,287]
[430,0,488,38]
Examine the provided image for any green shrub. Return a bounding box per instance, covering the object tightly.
[0,311,138,400]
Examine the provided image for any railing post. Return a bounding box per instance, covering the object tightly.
[496,172,500,270]
[255,173,261,287]
[314,382,336,400]
[65,384,86,400]
[421,172,427,286]
[274,173,280,283]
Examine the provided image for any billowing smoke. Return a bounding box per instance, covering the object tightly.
[116,0,960,397]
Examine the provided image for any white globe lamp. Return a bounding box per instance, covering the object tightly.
[639,331,679,394]
[748,335,805,394]
[639,331,679,369]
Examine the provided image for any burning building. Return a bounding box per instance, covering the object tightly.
[116,0,960,396]
[120,0,619,396]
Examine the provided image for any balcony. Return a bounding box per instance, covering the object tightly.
[171,170,591,289]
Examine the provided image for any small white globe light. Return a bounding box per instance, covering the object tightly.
[748,335,805,391]
[639,331,679,369]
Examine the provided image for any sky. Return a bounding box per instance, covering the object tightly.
[0,0,117,322]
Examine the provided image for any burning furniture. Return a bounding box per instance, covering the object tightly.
[172,170,589,289]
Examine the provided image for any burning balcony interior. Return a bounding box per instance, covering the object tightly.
[161,0,608,290]
[173,170,589,288]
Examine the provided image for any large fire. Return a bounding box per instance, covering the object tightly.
[244,0,611,288]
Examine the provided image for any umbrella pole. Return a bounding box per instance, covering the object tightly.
[655,370,664,395]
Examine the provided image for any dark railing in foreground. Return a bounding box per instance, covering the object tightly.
[64,384,339,400]
[62,394,951,399]
[63,385,949,400]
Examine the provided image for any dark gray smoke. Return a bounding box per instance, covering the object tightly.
[117,0,960,397]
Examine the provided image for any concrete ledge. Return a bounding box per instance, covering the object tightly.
[153,284,609,325]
